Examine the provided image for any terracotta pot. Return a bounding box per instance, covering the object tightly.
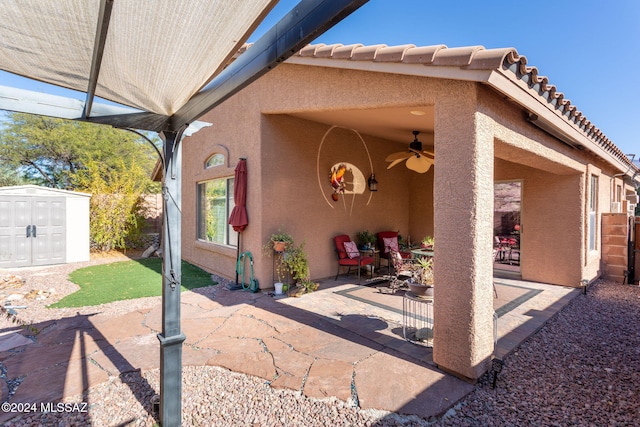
[273,241,286,252]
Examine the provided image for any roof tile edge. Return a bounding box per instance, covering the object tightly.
[500,49,627,163]
[351,44,388,61]
[332,44,364,59]
[374,44,417,62]
[238,42,632,168]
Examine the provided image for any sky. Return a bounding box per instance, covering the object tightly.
[1,0,639,157]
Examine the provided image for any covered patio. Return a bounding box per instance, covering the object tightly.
[292,274,579,362]
[177,38,637,383]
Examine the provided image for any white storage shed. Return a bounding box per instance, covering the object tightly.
[0,185,91,268]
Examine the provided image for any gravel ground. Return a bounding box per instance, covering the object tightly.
[2,255,640,426]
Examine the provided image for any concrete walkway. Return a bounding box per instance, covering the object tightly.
[0,275,579,424]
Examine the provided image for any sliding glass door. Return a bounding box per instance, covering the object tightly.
[494,181,521,273]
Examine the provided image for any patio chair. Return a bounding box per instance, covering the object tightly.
[508,248,520,265]
[493,236,508,263]
[334,234,374,284]
[376,231,411,274]
[385,250,420,293]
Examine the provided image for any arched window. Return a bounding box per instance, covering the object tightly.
[205,153,225,168]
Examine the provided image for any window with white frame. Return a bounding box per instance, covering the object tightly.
[197,177,237,246]
[588,174,598,251]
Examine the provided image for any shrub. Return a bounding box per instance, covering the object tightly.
[73,159,150,251]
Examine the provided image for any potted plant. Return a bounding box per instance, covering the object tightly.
[264,230,294,254]
[421,235,434,249]
[281,241,319,296]
[356,230,376,249]
[397,233,410,251]
[408,257,434,297]
[282,243,309,283]
[263,230,295,292]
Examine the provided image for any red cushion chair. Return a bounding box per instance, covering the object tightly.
[334,235,374,283]
[376,231,411,273]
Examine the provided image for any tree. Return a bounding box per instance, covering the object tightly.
[0,163,29,186]
[0,112,162,251]
[0,112,159,190]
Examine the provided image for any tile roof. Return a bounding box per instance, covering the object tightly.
[283,42,632,170]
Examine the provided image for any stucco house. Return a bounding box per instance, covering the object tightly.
[179,42,638,379]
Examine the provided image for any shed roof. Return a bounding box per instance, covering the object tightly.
[0,185,91,198]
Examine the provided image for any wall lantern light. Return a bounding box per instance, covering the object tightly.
[368,173,378,191]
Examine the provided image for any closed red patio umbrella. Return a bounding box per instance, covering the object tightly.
[229,158,248,232]
[228,158,248,289]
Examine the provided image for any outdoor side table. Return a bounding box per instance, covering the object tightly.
[403,291,434,347]
[359,248,380,276]
[410,248,434,259]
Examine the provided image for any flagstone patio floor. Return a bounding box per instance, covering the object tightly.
[0,272,580,424]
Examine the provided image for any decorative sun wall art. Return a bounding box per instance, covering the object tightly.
[316,125,374,215]
[329,162,366,201]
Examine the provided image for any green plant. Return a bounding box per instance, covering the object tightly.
[281,242,310,282]
[421,235,434,247]
[73,159,149,251]
[397,234,409,250]
[281,243,319,294]
[270,231,294,244]
[356,230,376,247]
[274,256,289,283]
[299,278,319,293]
[414,257,434,286]
[1,306,39,334]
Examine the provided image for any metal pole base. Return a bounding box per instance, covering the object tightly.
[157,332,186,427]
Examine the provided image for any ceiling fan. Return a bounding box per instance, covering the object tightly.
[385,130,434,173]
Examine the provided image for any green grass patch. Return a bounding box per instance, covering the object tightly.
[49,258,216,308]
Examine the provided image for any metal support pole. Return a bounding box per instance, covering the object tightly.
[158,130,186,426]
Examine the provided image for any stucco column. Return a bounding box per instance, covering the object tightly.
[432,93,495,380]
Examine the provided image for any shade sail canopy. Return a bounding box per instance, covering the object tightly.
[0,0,367,132]
[1,0,275,116]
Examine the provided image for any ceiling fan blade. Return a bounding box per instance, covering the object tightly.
[386,157,406,169]
[406,155,434,173]
[408,148,435,159]
[385,151,412,162]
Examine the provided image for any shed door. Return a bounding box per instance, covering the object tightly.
[31,197,66,266]
[0,196,66,267]
[0,196,31,267]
